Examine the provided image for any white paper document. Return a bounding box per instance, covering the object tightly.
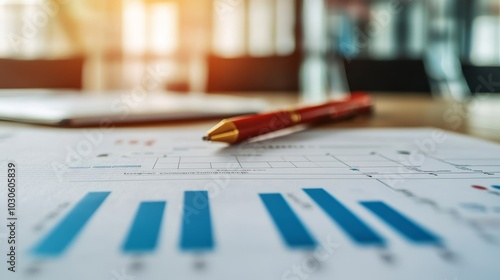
[1,128,500,280]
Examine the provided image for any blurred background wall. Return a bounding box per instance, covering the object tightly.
[0,0,499,97]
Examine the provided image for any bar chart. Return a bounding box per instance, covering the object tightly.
[259,193,317,248]
[122,201,166,253]
[32,192,110,256]
[180,191,215,251]
[360,201,441,244]
[31,188,445,259]
[260,188,444,249]
[303,188,386,246]
[31,191,217,257]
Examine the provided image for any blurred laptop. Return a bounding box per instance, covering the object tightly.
[0,89,269,127]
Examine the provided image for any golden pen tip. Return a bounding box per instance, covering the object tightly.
[202,136,210,141]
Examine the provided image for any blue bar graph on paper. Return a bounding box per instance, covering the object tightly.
[180,191,214,251]
[32,192,110,256]
[122,201,166,253]
[361,201,441,244]
[303,188,385,246]
[260,193,316,248]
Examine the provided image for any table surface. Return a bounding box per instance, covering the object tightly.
[2,92,500,143]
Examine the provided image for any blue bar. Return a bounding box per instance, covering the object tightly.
[303,188,385,246]
[361,201,441,244]
[32,192,110,256]
[180,191,214,251]
[122,201,166,253]
[260,194,316,248]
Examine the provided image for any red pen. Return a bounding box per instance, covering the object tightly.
[202,92,373,144]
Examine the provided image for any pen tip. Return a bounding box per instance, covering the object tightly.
[202,136,210,141]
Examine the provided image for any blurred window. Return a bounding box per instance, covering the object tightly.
[0,0,498,93]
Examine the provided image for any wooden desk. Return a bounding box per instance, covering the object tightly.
[329,94,500,143]
[1,93,499,142]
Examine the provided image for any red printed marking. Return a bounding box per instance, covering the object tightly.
[471,185,487,190]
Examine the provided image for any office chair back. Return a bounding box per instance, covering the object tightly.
[343,58,432,93]
[461,64,500,94]
[206,54,300,92]
[0,56,84,89]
